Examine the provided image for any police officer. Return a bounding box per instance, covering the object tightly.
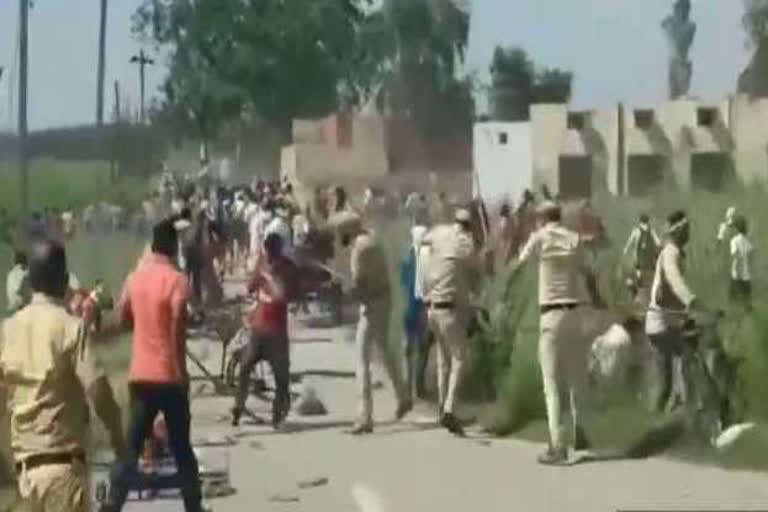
[421,208,479,436]
[1,239,127,511]
[512,201,612,464]
[330,212,411,434]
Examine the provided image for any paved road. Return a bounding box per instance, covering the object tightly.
[112,278,768,512]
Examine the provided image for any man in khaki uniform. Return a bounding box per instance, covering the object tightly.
[421,208,478,436]
[330,212,411,434]
[513,201,612,464]
[0,239,127,511]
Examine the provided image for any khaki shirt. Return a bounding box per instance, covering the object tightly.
[349,231,391,305]
[0,294,104,462]
[422,224,476,305]
[518,222,590,307]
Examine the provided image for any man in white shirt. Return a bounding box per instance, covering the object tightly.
[622,214,661,305]
[5,250,30,314]
[645,210,697,413]
[248,201,273,269]
[265,205,293,257]
[729,215,753,309]
[716,206,737,245]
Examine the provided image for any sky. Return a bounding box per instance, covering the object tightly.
[0,0,754,130]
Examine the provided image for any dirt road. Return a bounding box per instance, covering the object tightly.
[114,278,768,512]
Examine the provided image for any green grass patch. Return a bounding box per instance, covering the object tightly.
[0,158,147,214]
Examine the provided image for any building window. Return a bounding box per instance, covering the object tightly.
[567,112,587,131]
[697,108,718,127]
[498,132,508,145]
[634,110,654,130]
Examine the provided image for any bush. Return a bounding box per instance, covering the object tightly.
[473,183,768,438]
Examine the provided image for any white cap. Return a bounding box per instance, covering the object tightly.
[454,208,471,223]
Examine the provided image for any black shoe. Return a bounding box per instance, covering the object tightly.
[395,399,413,421]
[346,422,374,435]
[231,407,242,427]
[574,426,592,451]
[537,447,569,465]
[440,413,466,437]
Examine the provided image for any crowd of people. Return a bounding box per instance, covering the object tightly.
[0,161,755,509]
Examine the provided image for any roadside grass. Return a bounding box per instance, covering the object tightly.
[473,183,768,471]
[0,158,146,214]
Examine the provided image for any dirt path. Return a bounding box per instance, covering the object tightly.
[115,278,768,512]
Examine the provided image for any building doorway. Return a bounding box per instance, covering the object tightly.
[558,156,592,199]
[627,155,665,196]
[691,153,730,192]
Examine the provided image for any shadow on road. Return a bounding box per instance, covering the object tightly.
[290,370,356,382]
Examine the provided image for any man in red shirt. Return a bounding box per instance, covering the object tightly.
[99,219,207,512]
[231,233,298,429]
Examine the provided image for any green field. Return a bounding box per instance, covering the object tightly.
[0,158,147,214]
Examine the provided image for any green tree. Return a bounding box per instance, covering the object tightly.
[740,0,768,97]
[488,45,572,121]
[134,0,373,143]
[366,0,474,154]
[489,46,534,121]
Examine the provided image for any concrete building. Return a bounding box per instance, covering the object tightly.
[281,112,472,209]
[474,94,768,200]
[472,122,532,204]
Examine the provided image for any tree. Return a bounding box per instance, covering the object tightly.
[532,68,573,104]
[740,0,768,97]
[488,45,572,121]
[133,0,373,143]
[489,46,533,121]
[364,0,474,154]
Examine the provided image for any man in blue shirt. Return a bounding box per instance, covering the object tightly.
[400,225,429,401]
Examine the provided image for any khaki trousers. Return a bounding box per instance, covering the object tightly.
[427,307,469,415]
[539,305,614,451]
[356,301,406,425]
[17,461,89,512]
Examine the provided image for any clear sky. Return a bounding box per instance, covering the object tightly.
[0,0,753,130]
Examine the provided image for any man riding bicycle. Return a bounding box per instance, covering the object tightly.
[644,210,698,414]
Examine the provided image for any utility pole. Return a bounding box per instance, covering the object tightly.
[96,0,108,125]
[130,50,153,123]
[110,81,120,182]
[114,81,121,121]
[18,0,29,215]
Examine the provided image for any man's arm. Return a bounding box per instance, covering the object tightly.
[347,237,366,301]
[94,276,132,342]
[663,248,696,308]
[170,276,191,385]
[509,230,540,275]
[72,324,128,461]
[621,228,639,262]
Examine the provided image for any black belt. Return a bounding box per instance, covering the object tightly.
[540,303,578,314]
[428,301,455,310]
[16,451,85,473]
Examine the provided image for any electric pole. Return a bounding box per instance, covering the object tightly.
[130,50,153,123]
[114,81,121,121]
[19,0,29,215]
[96,0,108,125]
